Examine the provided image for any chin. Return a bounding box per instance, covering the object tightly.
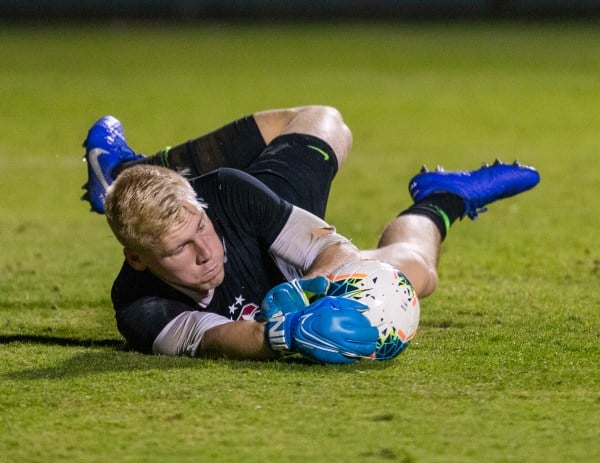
[199,272,225,292]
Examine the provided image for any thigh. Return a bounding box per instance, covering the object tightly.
[245,133,338,219]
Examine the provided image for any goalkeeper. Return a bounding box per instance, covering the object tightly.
[82,106,539,363]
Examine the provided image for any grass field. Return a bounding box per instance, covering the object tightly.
[1,21,599,462]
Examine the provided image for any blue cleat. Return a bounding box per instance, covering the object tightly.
[409,160,540,219]
[81,116,144,213]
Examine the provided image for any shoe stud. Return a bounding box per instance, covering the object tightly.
[435,165,445,172]
[481,162,490,168]
[420,165,429,173]
[512,160,521,166]
[493,158,503,166]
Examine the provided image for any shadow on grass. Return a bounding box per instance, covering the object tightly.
[0,334,124,348]
[3,336,393,381]
[5,350,202,381]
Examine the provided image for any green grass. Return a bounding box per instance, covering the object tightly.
[1,21,599,462]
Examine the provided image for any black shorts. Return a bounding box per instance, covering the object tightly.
[245,133,338,219]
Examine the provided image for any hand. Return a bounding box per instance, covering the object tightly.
[265,295,378,364]
[259,276,330,321]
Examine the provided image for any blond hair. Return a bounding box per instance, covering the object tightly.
[105,165,206,253]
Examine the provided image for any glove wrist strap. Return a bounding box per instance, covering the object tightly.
[265,311,300,351]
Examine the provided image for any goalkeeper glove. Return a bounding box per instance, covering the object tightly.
[263,295,378,364]
[259,276,330,322]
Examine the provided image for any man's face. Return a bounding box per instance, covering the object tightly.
[133,207,225,294]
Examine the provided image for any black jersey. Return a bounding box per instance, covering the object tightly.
[111,168,293,352]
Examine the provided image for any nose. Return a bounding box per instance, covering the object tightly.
[192,237,213,264]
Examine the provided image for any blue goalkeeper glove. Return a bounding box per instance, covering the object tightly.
[264,295,378,364]
[259,276,331,322]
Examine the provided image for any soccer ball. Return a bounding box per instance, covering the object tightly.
[327,260,420,360]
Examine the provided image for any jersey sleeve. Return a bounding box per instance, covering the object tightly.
[152,311,234,356]
[269,205,356,278]
[115,296,197,354]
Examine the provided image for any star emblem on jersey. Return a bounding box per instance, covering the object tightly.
[228,303,237,315]
[227,294,259,320]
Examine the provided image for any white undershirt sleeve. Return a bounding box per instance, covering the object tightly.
[269,205,357,280]
[152,311,234,357]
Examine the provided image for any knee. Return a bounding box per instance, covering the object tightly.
[308,105,353,167]
[395,249,438,298]
[361,244,439,298]
[415,262,438,298]
[334,113,353,168]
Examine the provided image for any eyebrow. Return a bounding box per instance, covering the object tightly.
[162,212,204,256]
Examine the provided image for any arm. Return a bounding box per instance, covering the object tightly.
[199,320,276,360]
[303,241,361,279]
[269,205,361,280]
[153,174,357,360]
[199,298,378,364]
[151,212,362,361]
[151,309,276,360]
[196,208,360,361]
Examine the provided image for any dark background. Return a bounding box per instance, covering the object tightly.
[1,1,600,21]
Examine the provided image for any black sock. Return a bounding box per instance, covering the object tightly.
[398,193,465,240]
[113,115,266,178]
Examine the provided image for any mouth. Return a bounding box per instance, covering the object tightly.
[199,262,223,285]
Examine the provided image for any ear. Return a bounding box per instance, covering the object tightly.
[123,248,148,271]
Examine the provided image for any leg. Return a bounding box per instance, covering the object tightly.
[82,106,350,213]
[116,114,267,175]
[238,106,352,218]
[267,105,352,168]
[362,161,541,298]
[245,132,339,219]
[125,105,350,175]
[361,215,441,298]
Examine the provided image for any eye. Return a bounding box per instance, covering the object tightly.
[167,244,186,257]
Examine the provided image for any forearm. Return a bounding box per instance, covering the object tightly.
[304,242,361,279]
[198,320,277,360]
